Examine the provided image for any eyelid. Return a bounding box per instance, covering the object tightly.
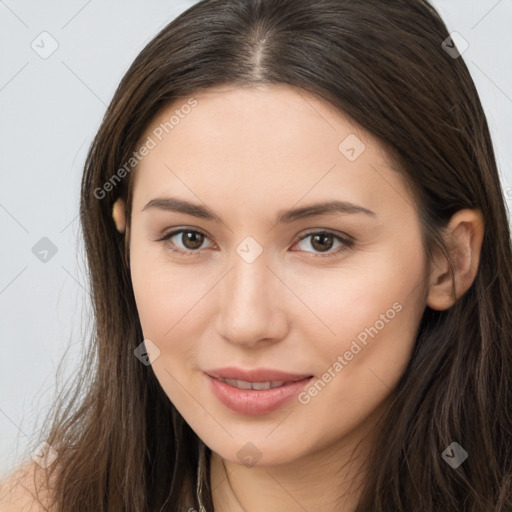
[296,228,354,244]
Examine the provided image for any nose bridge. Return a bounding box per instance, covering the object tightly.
[231,247,270,302]
[215,240,287,346]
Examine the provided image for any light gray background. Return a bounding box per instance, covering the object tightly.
[1,0,511,477]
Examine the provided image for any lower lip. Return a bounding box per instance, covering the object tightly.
[205,373,313,416]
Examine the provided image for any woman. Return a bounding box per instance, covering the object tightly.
[2,0,511,510]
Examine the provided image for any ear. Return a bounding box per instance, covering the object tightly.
[426,209,484,311]
[112,198,127,233]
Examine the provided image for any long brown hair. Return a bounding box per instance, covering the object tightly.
[31,0,512,510]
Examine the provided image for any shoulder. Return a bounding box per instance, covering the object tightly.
[0,461,57,512]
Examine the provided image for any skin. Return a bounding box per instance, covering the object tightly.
[113,84,483,511]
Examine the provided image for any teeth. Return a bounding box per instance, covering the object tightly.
[234,379,253,390]
[219,378,286,390]
[251,381,271,390]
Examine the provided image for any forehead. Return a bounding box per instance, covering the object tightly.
[131,84,410,216]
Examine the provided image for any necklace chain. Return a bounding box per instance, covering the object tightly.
[196,440,208,512]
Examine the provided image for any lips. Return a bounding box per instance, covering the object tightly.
[204,367,314,415]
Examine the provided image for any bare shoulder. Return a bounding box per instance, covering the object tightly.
[0,461,57,512]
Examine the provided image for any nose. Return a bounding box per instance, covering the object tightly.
[214,246,289,349]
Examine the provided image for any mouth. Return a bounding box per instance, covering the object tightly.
[211,377,298,390]
[203,368,314,416]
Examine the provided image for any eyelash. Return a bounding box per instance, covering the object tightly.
[156,228,354,258]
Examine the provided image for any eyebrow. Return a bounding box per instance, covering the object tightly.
[141,197,376,223]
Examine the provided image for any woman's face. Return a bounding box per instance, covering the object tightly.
[128,84,429,466]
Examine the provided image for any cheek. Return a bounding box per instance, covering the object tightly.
[294,269,426,444]
[294,246,427,423]
[132,275,215,362]
[130,254,213,404]
[129,224,212,339]
[128,222,232,427]
[285,246,426,360]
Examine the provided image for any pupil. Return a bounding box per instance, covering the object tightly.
[311,233,333,252]
[183,231,203,249]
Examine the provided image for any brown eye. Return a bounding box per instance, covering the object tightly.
[180,231,205,250]
[310,233,334,252]
[159,229,213,254]
[294,231,353,257]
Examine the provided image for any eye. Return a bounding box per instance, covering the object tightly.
[157,228,214,255]
[157,228,353,258]
[291,230,353,257]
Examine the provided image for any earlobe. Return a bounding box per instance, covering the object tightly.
[426,209,485,311]
[112,198,127,234]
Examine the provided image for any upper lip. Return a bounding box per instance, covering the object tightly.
[204,367,313,383]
